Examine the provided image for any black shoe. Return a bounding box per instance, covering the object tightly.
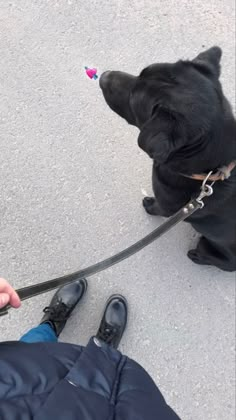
[40,279,87,337]
[96,295,128,349]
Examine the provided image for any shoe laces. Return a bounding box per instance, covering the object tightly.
[98,322,118,344]
[43,300,69,322]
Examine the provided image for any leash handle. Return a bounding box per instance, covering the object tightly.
[0,305,10,317]
[0,273,82,317]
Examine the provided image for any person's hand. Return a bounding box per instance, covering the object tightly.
[0,278,21,309]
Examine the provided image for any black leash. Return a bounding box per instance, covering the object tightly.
[0,179,214,317]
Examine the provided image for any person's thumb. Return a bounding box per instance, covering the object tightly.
[0,293,10,309]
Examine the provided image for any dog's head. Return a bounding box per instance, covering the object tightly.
[100,47,223,164]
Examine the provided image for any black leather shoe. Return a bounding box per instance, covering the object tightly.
[96,295,128,349]
[40,279,87,337]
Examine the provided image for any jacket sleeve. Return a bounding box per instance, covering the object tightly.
[115,358,181,420]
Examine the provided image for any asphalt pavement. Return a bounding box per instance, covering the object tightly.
[0,1,235,419]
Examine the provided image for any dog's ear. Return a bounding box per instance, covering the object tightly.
[192,46,222,78]
[138,109,186,163]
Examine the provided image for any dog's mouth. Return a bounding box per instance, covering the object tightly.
[99,71,138,126]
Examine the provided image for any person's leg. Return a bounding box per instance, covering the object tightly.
[20,323,58,343]
[19,278,87,344]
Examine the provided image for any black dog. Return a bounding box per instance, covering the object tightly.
[99,47,236,272]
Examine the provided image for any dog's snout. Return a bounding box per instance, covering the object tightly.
[99,71,111,89]
[99,70,138,126]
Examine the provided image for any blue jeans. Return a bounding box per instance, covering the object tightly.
[20,323,58,343]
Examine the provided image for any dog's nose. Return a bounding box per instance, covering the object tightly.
[99,71,111,89]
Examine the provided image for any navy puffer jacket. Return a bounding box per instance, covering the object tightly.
[0,337,181,419]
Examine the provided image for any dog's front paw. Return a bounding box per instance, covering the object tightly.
[143,196,155,207]
[142,196,162,216]
[187,249,210,266]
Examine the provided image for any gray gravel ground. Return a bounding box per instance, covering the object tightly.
[0,1,235,419]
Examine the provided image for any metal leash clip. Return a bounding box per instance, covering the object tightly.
[196,171,214,208]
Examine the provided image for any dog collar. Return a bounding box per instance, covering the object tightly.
[182,160,236,182]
